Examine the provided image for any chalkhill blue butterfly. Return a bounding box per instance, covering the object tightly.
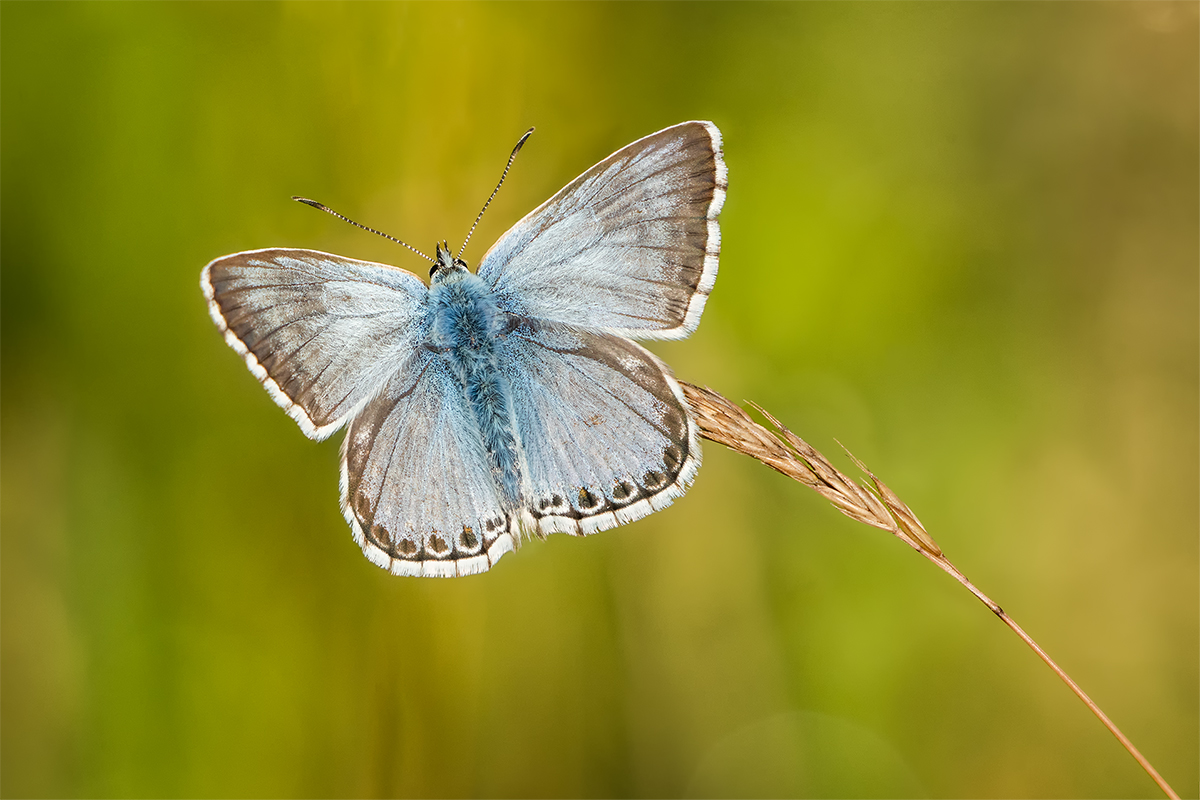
[201,121,727,576]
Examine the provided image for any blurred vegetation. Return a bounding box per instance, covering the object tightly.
[2,2,1196,797]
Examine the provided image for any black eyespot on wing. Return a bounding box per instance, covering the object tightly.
[612,480,635,504]
[354,490,372,518]
[460,526,479,550]
[663,444,683,472]
[578,487,600,511]
[370,523,390,549]
[642,470,666,490]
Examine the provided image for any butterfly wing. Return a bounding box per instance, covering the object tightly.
[497,323,700,535]
[478,121,726,340]
[201,248,428,440]
[340,349,516,577]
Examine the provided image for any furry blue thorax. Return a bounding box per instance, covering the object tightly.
[428,263,524,505]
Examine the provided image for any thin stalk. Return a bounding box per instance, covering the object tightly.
[679,381,1179,800]
[918,549,1178,800]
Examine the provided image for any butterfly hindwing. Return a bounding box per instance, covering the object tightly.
[498,323,700,536]
[201,248,429,439]
[340,349,517,577]
[478,121,726,339]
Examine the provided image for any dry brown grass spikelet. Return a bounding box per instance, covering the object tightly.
[679,381,1179,800]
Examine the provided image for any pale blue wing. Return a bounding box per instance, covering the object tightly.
[340,350,516,577]
[478,121,726,340]
[497,323,701,535]
[201,248,428,440]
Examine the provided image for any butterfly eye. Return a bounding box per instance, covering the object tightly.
[429,262,441,278]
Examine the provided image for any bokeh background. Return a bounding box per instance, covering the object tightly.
[3,2,1196,797]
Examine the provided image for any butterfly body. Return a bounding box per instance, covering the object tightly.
[428,252,526,506]
[202,121,726,576]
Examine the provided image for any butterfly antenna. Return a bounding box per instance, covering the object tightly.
[457,127,535,259]
[292,197,434,263]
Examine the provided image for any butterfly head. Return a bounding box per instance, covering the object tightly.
[430,241,469,282]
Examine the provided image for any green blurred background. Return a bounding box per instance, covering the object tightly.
[3,2,1196,797]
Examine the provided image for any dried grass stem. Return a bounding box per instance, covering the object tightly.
[680,381,1179,800]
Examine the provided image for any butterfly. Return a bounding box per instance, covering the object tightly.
[201,121,727,577]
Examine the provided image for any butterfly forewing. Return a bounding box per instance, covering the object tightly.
[201,249,428,439]
[340,351,517,577]
[499,325,700,536]
[479,121,726,340]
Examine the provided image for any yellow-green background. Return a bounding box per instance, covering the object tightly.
[3,2,1196,797]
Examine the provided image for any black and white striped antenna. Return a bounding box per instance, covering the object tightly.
[292,196,434,264]
[457,127,535,260]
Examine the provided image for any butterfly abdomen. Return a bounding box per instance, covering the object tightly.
[429,270,525,506]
